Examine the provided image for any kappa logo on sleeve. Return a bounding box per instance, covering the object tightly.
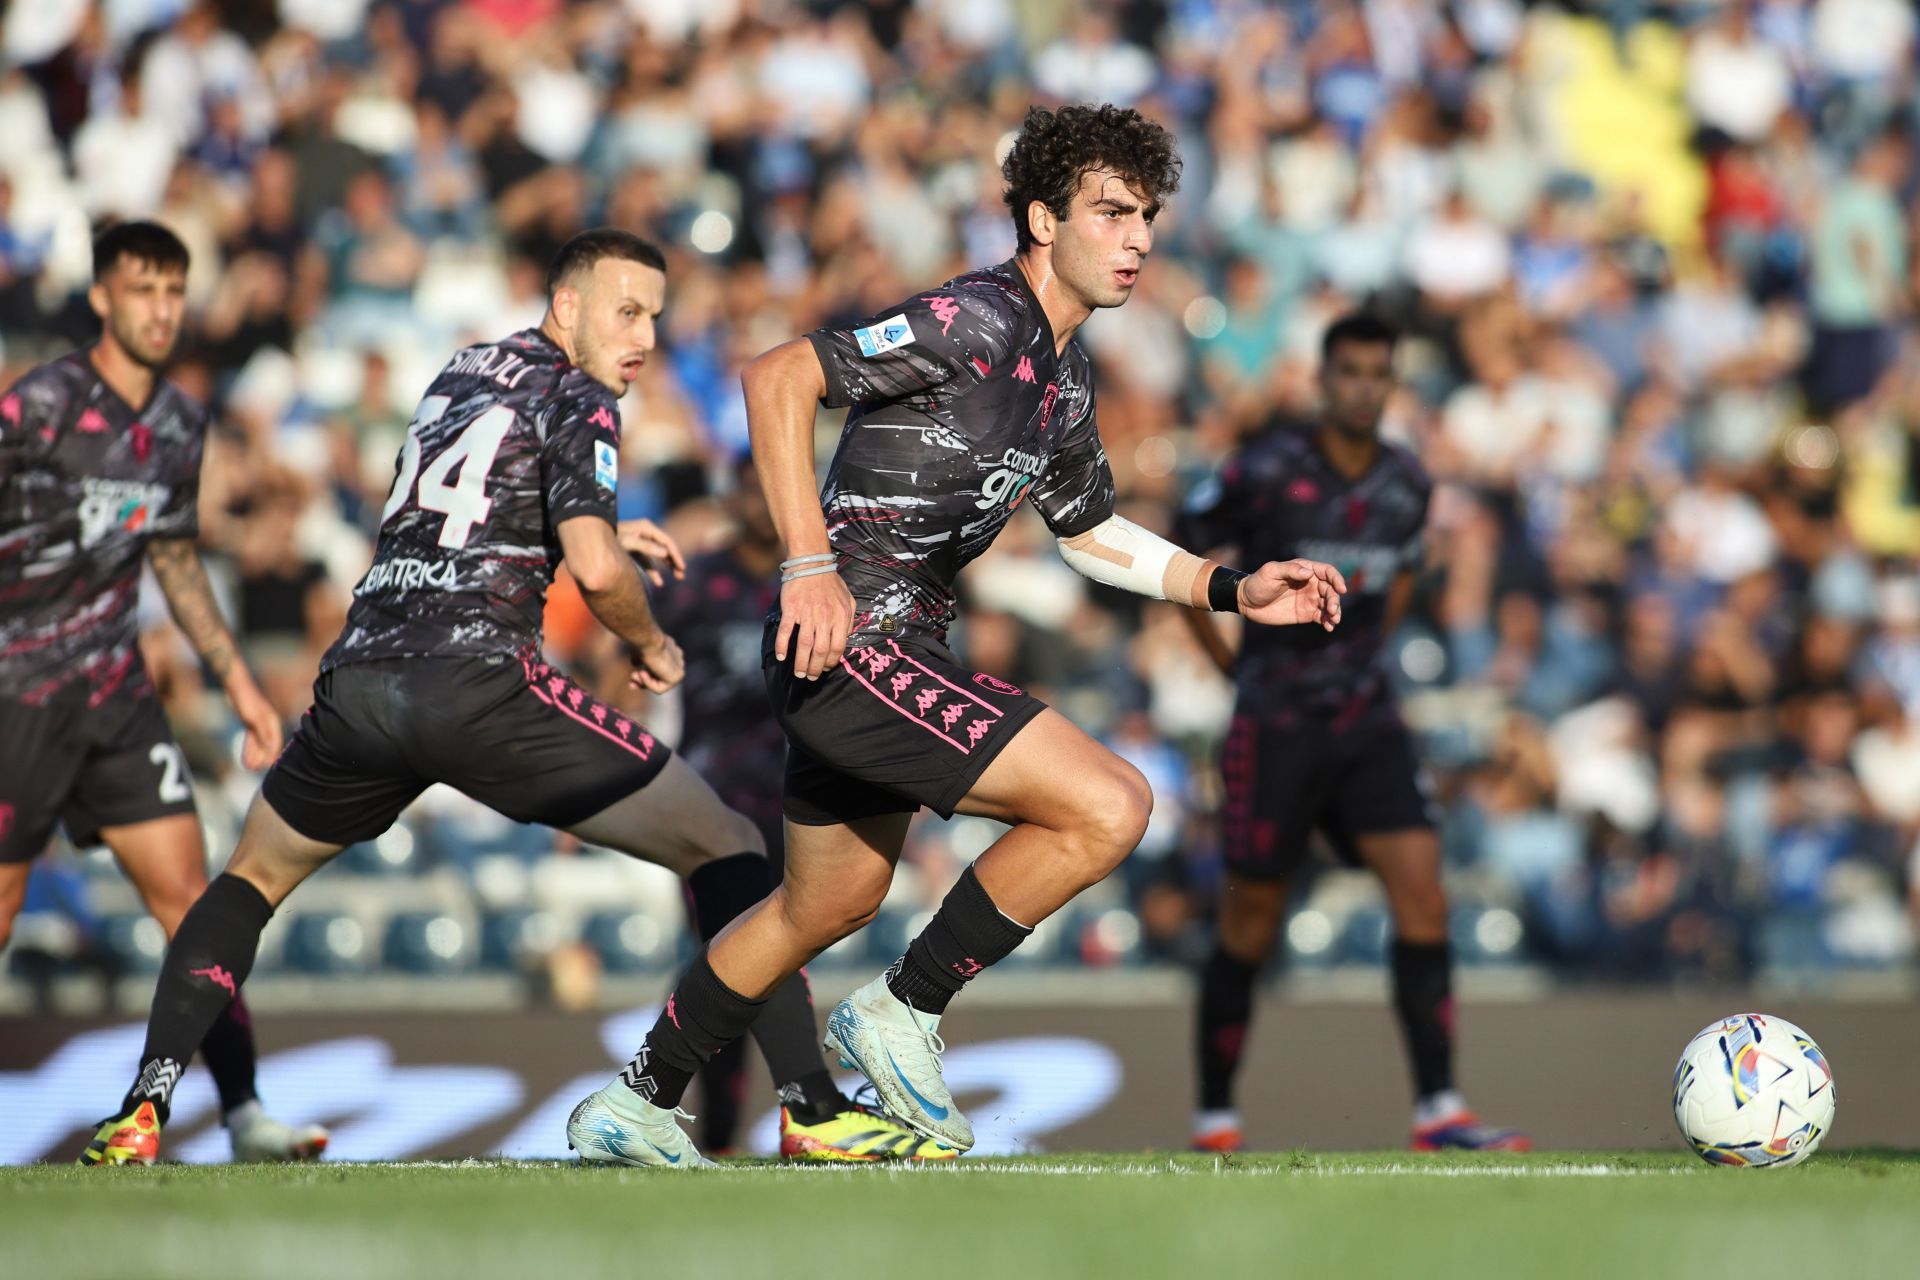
[854,314,917,358]
[594,440,618,491]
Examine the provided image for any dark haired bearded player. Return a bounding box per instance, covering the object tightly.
[2,221,325,1163]
[83,229,939,1167]
[576,104,1347,1161]
[1180,313,1529,1154]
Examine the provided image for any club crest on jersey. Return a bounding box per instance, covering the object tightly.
[854,315,917,358]
[594,440,618,492]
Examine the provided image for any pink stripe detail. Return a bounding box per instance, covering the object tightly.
[887,642,1001,717]
[841,659,972,754]
[525,663,656,762]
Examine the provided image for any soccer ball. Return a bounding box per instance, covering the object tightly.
[1671,1013,1836,1168]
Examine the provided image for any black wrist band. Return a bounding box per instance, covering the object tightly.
[1207,567,1247,613]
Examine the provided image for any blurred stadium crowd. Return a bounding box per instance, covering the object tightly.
[3,0,1918,998]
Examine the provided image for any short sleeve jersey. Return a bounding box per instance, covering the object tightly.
[0,353,206,706]
[1175,428,1432,726]
[804,260,1115,641]
[323,329,620,670]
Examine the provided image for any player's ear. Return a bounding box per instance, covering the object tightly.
[551,285,579,330]
[1027,200,1055,248]
[87,281,110,321]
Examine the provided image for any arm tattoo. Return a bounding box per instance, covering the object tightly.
[146,537,240,682]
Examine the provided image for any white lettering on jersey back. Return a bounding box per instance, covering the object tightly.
[359,556,460,594]
[447,345,537,389]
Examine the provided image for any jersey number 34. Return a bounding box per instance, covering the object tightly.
[379,395,514,549]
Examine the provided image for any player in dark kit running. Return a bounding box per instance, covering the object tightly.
[1177,313,1529,1153]
[2,221,326,1164]
[84,229,942,1168]
[578,104,1347,1158]
[645,455,790,1153]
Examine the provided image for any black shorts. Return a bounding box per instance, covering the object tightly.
[0,690,197,861]
[1220,714,1436,881]
[766,627,1047,826]
[262,653,671,846]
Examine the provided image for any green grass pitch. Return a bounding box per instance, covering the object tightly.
[7,1151,1918,1280]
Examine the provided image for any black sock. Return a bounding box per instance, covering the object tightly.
[617,954,765,1110]
[886,864,1032,1016]
[1390,938,1455,1100]
[1197,946,1259,1112]
[686,854,842,1114]
[778,1069,847,1124]
[687,852,774,941]
[695,1037,749,1150]
[200,994,260,1116]
[123,874,273,1122]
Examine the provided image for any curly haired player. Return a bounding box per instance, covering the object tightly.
[571,105,1347,1162]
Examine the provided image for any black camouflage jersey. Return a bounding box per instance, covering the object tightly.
[324,328,619,670]
[649,547,784,827]
[0,353,205,706]
[1176,428,1431,728]
[804,260,1115,641]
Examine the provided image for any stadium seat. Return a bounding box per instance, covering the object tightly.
[1338,906,1391,965]
[479,909,560,972]
[281,913,371,975]
[98,913,167,974]
[384,912,476,974]
[582,910,676,974]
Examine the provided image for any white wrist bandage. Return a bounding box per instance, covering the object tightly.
[1057,515,1210,606]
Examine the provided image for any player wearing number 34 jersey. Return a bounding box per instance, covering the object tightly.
[88,229,943,1168]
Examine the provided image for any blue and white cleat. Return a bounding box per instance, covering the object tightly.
[567,1084,711,1169]
[822,975,973,1152]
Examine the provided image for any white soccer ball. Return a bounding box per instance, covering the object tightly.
[1671,1013,1836,1168]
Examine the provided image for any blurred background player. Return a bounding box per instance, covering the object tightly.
[575,103,1346,1163]
[644,454,813,1154]
[82,229,940,1166]
[3,221,327,1163]
[1178,313,1529,1153]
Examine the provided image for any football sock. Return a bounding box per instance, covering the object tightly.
[777,1070,848,1125]
[1197,945,1259,1112]
[618,953,764,1110]
[1391,938,1455,1101]
[201,994,261,1116]
[123,874,273,1123]
[686,853,846,1117]
[686,852,775,941]
[695,1038,748,1150]
[885,864,1032,1015]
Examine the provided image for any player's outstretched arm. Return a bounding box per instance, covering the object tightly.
[743,338,851,681]
[1055,515,1345,631]
[616,518,686,588]
[559,515,684,693]
[145,537,283,768]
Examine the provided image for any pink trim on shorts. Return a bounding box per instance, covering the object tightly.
[885,641,1003,717]
[522,655,656,761]
[841,653,973,754]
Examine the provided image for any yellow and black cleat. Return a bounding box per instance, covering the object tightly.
[780,1104,959,1162]
[78,1101,163,1167]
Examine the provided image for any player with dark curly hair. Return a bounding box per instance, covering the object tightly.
[572,104,1348,1163]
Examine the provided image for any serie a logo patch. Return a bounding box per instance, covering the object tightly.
[594,440,618,490]
[854,315,916,358]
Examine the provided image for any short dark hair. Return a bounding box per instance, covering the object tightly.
[1320,312,1399,363]
[1002,104,1182,253]
[92,220,189,282]
[545,228,666,296]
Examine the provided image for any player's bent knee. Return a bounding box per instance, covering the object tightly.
[776,885,881,949]
[1056,762,1153,885]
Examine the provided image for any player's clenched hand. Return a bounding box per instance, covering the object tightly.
[616,519,686,588]
[629,630,686,693]
[778,569,854,680]
[232,683,284,771]
[1239,559,1347,631]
